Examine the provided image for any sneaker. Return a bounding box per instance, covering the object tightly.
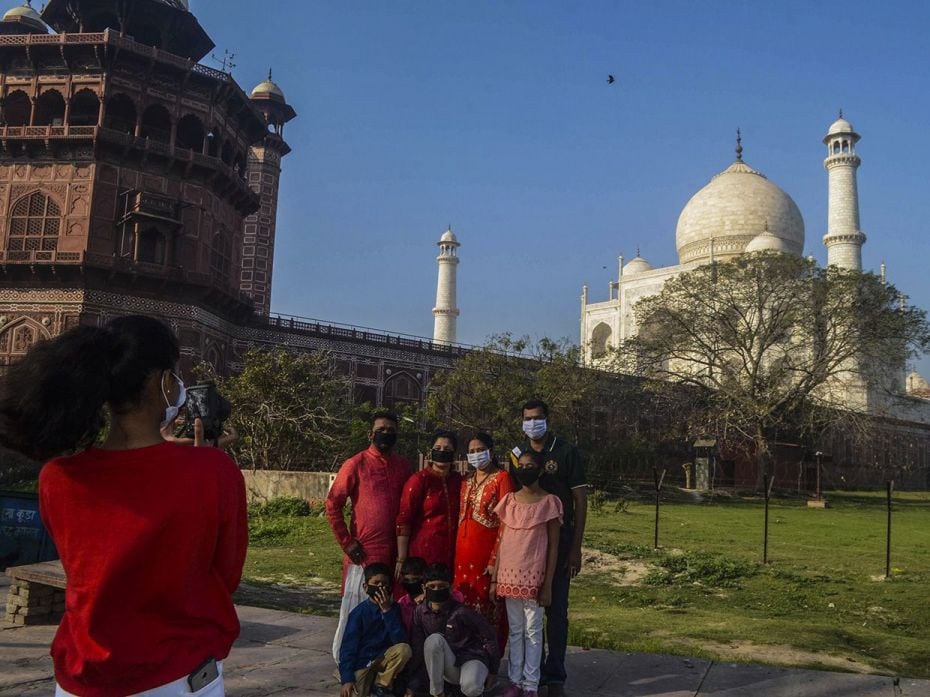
[501,685,523,697]
[371,686,391,697]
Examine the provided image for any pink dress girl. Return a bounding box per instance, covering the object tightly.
[493,491,562,696]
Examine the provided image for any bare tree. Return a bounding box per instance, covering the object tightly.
[614,252,930,487]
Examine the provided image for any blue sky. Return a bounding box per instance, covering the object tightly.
[194,1,929,371]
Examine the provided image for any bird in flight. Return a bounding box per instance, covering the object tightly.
[607,75,615,84]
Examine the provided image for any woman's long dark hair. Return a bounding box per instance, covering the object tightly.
[0,315,180,461]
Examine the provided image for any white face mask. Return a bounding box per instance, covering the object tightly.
[523,418,548,441]
[467,450,492,470]
[160,372,187,429]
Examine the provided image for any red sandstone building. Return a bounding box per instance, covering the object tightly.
[0,0,460,411]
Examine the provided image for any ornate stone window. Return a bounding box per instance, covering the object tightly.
[2,90,31,126]
[176,114,205,152]
[210,230,232,280]
[137,228,166,265]
[140,104,171,143]
[382,371,421,409]
[7,191,61,257]
[105,94,137,135]
[591,322,612,359]
[69,89,100,127]
[34,90,65,127]
[12,324,36,354]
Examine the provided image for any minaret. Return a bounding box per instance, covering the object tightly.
[823,112,866,270]
[243,70,297,315]
[432,226,460,345]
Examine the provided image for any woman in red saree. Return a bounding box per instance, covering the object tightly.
[454,432,514,650]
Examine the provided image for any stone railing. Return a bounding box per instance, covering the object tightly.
[256,313,474,357]
[0,125,96,139]
[0,249,83,264]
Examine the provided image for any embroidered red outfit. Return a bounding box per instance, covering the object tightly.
[326,445,412,589]
[396,468,462,568]
[453,469,514,647]
[493,492,563,600]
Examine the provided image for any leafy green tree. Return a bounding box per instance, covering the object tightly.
[614,252,930,486]
[426,334,691,487]
[200,348,361,471]
[426,333,536,444]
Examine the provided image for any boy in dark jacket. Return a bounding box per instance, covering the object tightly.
[340,563,412,697]
[408,563,501,697]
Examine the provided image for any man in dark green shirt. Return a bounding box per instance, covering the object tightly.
[511,399,588,696]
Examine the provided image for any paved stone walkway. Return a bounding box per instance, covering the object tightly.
[2,606,929,696]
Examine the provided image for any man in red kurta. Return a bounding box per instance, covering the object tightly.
[326,410,411,663]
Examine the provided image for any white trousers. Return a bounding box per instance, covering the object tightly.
[423,633,489,697]
[55,661,224,697]
[332,563,367,663]
[505,597,544,691]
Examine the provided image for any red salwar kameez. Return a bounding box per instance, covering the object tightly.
[453,468,514,650]
[395,468,462,568]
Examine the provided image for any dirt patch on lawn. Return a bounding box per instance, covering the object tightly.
[582,547,653,586]
[671,638,879,674]
[235,580,341,616]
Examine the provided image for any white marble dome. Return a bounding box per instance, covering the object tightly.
[3,2,47,31]
[828,117,854,135]
[622,255,652,275]
[439,227,459,244]
[675,160,805,265]
[745,225,793,254]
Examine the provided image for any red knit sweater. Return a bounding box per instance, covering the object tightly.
[38,442,248,696]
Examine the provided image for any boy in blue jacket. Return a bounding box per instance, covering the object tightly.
[340,562,412,697]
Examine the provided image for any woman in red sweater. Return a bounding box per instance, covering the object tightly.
[0,315,247,697]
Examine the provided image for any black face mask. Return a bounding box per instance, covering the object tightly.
[431,449,455,464]
[513,467,541,487]
[402,581,423,598]
[373,431,397,451]
[366,583,388,598]
[425,586,451,604]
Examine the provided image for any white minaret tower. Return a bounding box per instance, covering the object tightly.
[823,112,866,270]
[432,226,460,345]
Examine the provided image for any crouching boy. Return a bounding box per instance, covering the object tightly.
[408,563,500,697]
[340,563,412,697]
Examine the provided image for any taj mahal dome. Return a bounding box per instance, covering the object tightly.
[581,115,870,363]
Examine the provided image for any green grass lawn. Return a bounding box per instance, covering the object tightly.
[242,490,930,678]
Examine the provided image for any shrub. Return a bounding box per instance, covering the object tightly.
[644,551,757,589]
[250,496,311,518]
[248,517,303,544]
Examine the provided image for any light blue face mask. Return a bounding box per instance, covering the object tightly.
[467,450,492,470]
[523,418,548,441]
[160,372,187,429]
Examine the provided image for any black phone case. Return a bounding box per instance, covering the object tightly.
[188,658,219,692]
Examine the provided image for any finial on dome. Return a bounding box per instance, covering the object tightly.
[838,108,843,119]
[268,68,273,81]
[635,245,640,257]
[735,128,743,162]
